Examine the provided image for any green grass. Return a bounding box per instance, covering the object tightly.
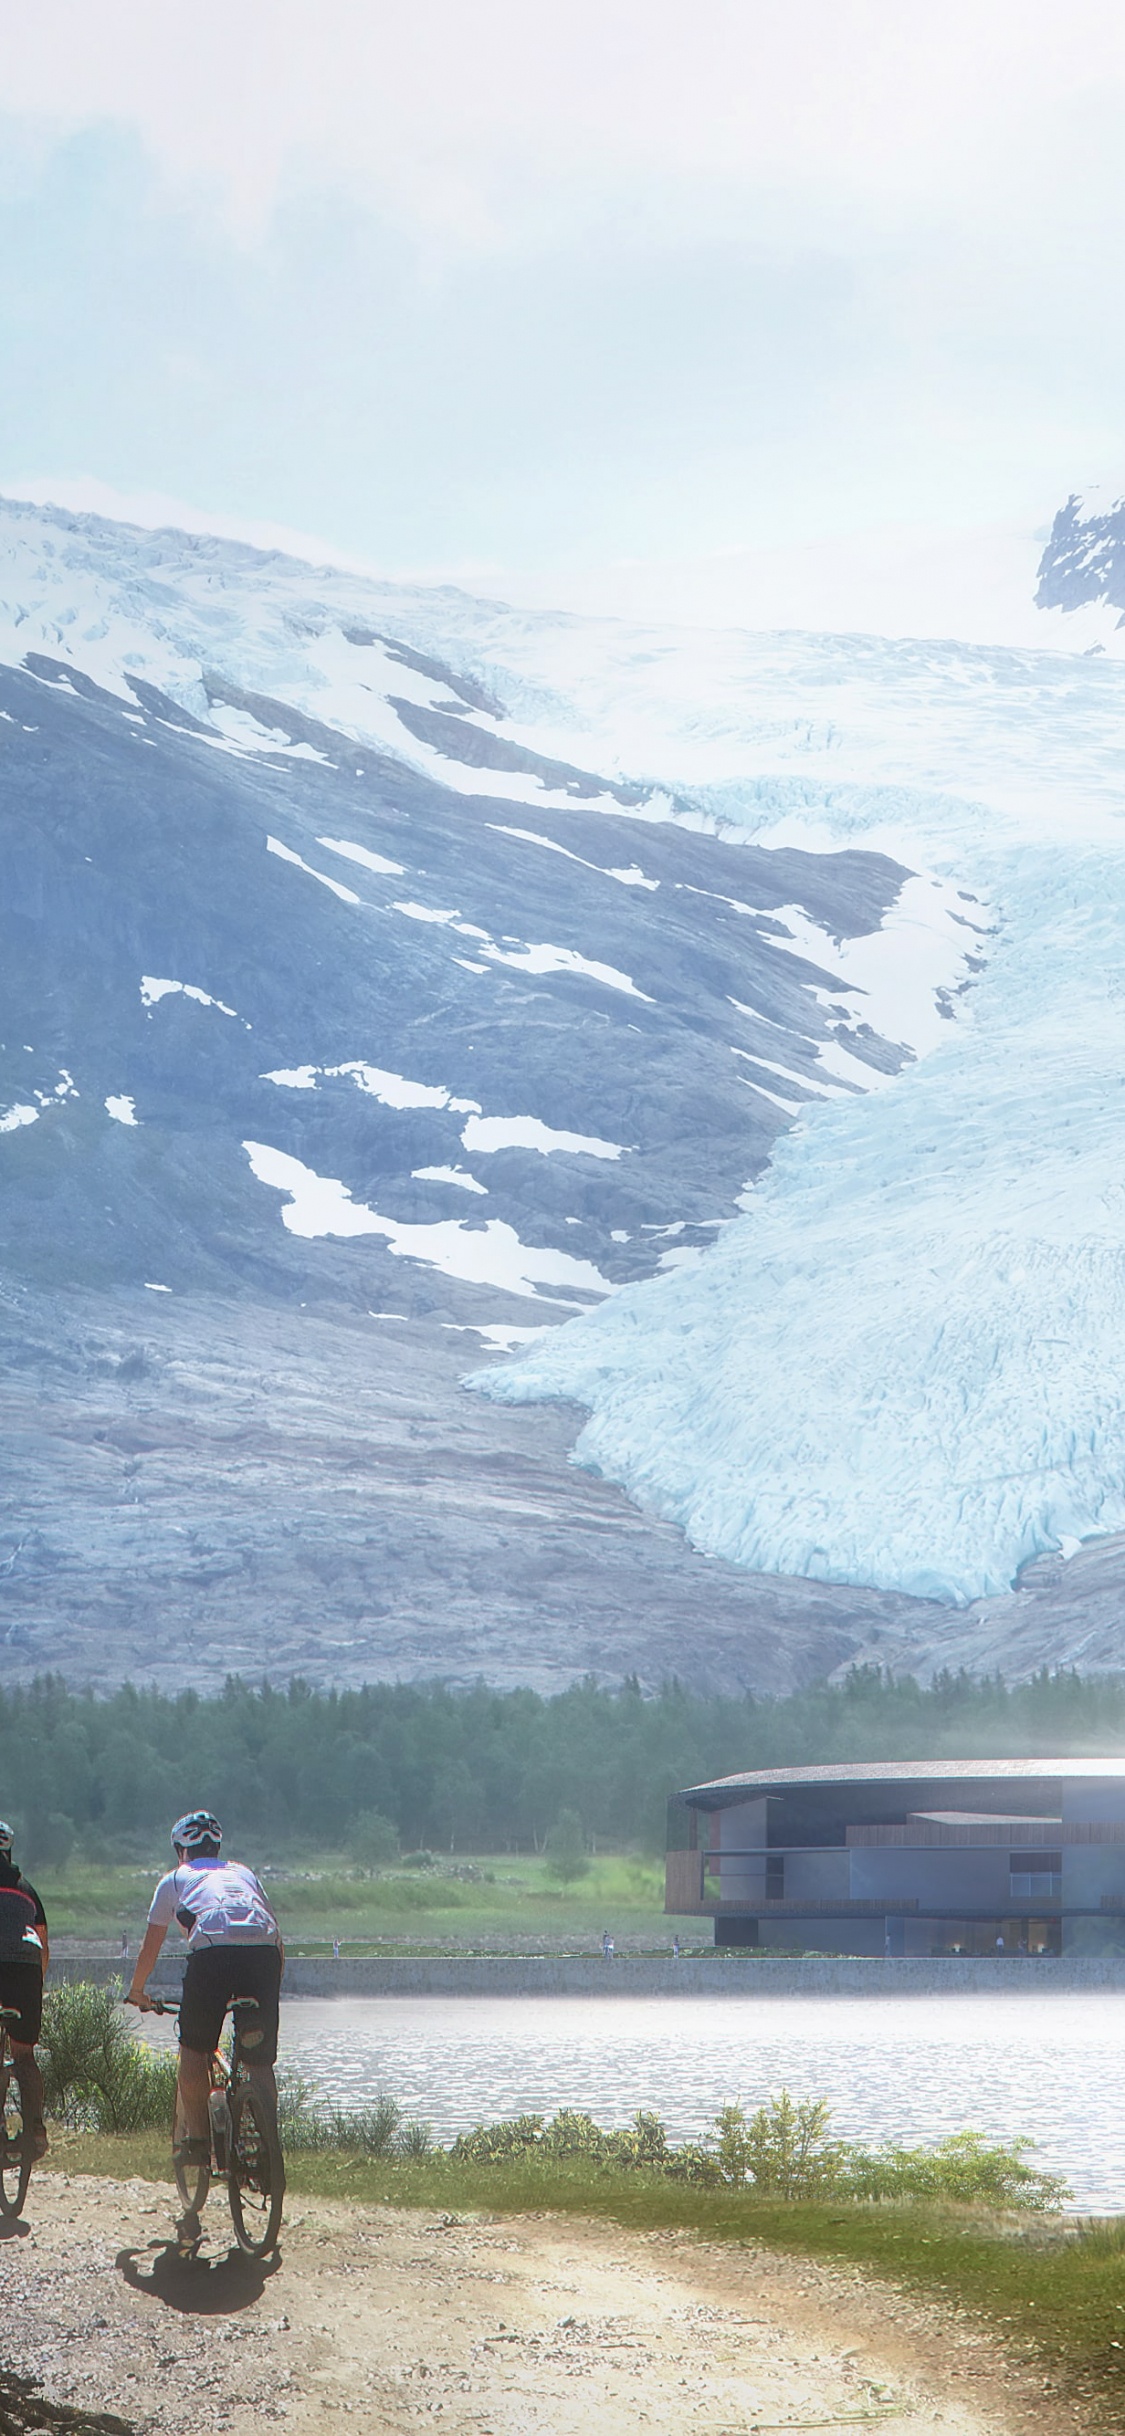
[37,1851,675,1950]
[37,2134,1125,2416]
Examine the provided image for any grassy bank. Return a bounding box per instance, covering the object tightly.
[37,1851,674,1951]
[39,2130,1125,2413]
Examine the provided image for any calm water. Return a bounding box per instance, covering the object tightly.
[143,1991,1125,2212]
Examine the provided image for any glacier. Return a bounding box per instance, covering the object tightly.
[472,635,1125,1607]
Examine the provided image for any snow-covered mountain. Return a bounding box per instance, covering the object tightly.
[1036,487,1125,648]
[3,491,1125,1688]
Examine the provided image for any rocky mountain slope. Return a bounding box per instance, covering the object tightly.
[3,493,1125,1689]
[1036,487,1125,641]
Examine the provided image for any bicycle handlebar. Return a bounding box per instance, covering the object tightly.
[143,1996,261,2019]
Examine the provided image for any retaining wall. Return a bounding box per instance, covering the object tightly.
[47,1954,1125,1998]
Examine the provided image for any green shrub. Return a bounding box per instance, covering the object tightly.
[348,1811,399,1871]
[447,2092,1065,2214]
[842,2128,1068,2211]
[450,2112,547,2165]
[276,2079,433,2159]
[39,1981,177,2134]
[398,2118,433,2158]
[711,2094,849,2198]
[545,1810,590,1884]
[451,2107,668,2172]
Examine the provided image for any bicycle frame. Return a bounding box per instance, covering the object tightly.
[151,1994,283,2257]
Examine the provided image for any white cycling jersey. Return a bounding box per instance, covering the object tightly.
[148,1858,281,1952]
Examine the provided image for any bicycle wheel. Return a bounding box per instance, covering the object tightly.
[227,2080,284,2257]
[172,2092,211,2227]
[0,2065,32,2220]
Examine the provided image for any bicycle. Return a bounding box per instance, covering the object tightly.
[150,1995,285,2258]
[0,2006,33,2219]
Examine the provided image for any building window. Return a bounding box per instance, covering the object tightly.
[766,1856,784,1900]
[1009,1851,1062,1899]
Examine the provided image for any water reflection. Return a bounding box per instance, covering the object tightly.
[141,1990,1125,2211]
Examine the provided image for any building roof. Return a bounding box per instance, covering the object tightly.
[680,1757,1125,1806]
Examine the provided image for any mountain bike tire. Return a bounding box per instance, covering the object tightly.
[172,2096,212,2229]
[0,2072,32,2218]
[227,2080,284,2256]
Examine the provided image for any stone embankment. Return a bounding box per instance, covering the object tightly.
[47,1953,1125,1996]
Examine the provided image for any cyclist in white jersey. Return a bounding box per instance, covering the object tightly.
[127,1812,283,2172]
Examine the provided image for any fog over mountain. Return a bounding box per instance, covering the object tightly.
[3,494,1125,1693]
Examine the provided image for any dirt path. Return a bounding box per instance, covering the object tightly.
[0,2173,1085,2436]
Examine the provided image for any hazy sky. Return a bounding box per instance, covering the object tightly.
[2,2,1124,622]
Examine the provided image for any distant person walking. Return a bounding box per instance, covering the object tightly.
[602,1931,614,1960]
[672,1935,680,1960]
[333,1936,340,1961]
[995,1932,1005,1955]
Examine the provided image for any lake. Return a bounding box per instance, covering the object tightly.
[143,1990,1125,2212]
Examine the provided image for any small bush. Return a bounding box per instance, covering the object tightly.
[450,2108,669,2172]
[712,2094,849,2198]
[842,2128,1068,2212]
[39,1981,177,2134]
[545,1810,590,1885]
[401,1850,435,1871]
[348,1811,399,1871]
[398,2118,433,2159]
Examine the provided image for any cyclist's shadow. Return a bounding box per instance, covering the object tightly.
[116,2241,281,2314]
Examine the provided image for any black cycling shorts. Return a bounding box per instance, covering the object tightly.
[0,1959,44,2045]
[177,1945,282,2064]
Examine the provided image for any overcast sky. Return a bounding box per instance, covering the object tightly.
[2,2,1124,627]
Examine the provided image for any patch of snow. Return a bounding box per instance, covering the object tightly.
[266,836,361,904]
[488,825,659,890]
[482,940,653,1000]
[35,1069,78,1103]
[412,1164,488,1194]
[731,1046,836,1101]
[105,1095,138,1125]
[141,976,238,1018]
[736,1071,804,1115]
[392,901,491,940]
[317,836,405,878]
[461,1113,625,1160]
[0,1103,39,1133]
[207,703,334,763]
[262,1060,479,1114]
[243,1140,609,1303]
[763,876,987,1063]
[450,1322,552,1352]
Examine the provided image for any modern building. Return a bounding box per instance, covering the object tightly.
[665,1758,1125,1955]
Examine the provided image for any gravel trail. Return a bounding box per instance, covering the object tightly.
[0,2173,1091,2435]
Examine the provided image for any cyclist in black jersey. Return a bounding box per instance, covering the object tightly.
[0,1822,49,2157]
